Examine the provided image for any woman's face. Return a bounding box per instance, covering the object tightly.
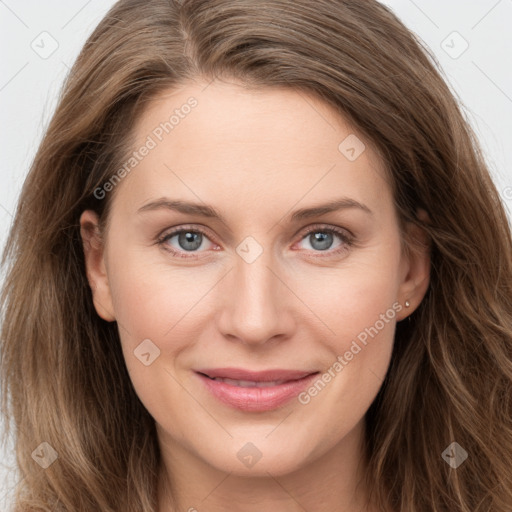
[81,79,429,479]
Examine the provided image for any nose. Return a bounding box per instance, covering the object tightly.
[216,248,296,346]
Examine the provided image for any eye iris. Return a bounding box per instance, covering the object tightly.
[310,232,333,251]
[171,230,339,252]
[178,231,202,251]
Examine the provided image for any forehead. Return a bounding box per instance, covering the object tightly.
[114,79,392,219]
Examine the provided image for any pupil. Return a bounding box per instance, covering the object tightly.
[179,231,202,251]
[311,232,332,251]
[175,231,333,252]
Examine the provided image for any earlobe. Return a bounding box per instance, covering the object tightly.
[396,209,431,321]
[79,210,116,322]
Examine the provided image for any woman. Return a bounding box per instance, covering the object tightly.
[1,0,511,511]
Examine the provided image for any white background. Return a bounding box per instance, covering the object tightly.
[1,0,511,506]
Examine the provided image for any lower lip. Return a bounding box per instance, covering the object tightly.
[196,372,319,412]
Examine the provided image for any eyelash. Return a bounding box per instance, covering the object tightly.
[156,224,355,259]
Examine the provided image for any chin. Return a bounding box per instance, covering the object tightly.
[203,436,315,477]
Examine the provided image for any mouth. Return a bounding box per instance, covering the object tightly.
[194,368,320,412]
[201,377,295,388]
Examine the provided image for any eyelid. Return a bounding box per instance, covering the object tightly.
[156,224,220,256]
[157,224,219,244]
[157,222,355,258]
[296,223,354,242]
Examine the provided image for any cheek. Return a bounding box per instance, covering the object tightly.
[294,245,402,345]
[105,250,213,377]
[106,255,209,432]
[309,273,398,385]
[108,246,212,330]
[291,242,402,402]
[294,267,400,439]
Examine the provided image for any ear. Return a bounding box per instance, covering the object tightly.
[396,208,431,321]
[80,210,116,322]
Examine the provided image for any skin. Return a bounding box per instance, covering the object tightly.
[80,78,430,512]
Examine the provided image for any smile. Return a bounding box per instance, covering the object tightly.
[195,368,320,412]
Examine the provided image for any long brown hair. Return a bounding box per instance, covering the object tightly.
[2,0,511,510]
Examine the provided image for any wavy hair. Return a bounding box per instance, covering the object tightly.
[1,0,511,510]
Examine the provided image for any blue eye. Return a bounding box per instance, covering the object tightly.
[171,231,203,251]
[157,224,354,259]
[295,226,354,255]
[302,231,338,251]
[157,226,215,258]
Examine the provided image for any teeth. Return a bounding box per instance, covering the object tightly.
[212,377,286,387]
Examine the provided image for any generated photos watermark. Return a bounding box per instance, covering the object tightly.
[298,301,403,405]
[93,97,198,200]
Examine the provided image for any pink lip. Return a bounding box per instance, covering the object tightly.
[195,367,319,412]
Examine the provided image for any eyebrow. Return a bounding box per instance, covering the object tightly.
[137,197,373,223]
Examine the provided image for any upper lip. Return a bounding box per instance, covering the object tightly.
[196,368,318,382]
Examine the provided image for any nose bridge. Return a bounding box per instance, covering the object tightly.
[237,251,276,314]
[217,240,293,344]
